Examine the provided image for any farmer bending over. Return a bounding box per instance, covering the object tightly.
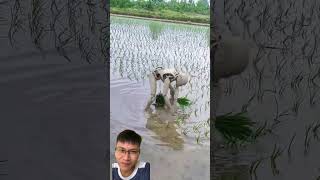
[145,67,190,112]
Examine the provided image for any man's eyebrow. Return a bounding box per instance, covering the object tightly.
[115,146,125,149]
[127,148,139,151]
[115,147,139,151]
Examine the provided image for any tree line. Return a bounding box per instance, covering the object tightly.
[111,0,209,15]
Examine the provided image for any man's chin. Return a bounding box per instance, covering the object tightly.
[120,163,133,170]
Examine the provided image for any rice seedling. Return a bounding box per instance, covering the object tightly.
[99,24,110,62]
[154,93,165,107]
[177,96,192,108]
[307,74,320,107]
[287,133,296,158]
[67,0,79,37]
[312,122,320,141]
[249,158,264,180]
[181,127,190,136]
[28,0,46,53]
[291,96,303,116]
[270,144,283,175]
[256,65,266,103]
[214,112,255,145]
[77,27,95,64]
[278,83,288,98]
[148,21,164,40]
[241,93,255,112]
[195,133,201,144]
[252,121,272,140]
[86,0,96,34]
[224,79,234,96]
[204,129,209,138]
[304,124,313,155]
[9,0,24,47]
[175,115,185,127]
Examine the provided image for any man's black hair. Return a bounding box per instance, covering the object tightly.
[116,129,142,146]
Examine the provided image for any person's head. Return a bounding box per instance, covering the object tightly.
[155,73,161,80]
[154,67,163,80]
[115,129,142,175]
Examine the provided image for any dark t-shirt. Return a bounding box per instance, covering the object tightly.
[112,161,150,180]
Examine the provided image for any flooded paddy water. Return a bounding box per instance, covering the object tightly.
[110,16,210,180]
[213,0,320,179]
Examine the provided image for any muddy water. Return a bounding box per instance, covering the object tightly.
[110,16,210,180]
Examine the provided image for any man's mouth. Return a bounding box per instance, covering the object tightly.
[121,162,131,166]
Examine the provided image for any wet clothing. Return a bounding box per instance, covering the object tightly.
[112,161,150,180]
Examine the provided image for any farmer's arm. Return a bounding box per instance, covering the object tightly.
[169,83,175,99]
[162,77,173,110]
[145,73,157,110]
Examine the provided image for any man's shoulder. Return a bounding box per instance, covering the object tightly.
[112,161,148,168]
[112,163,120,169]
[111,163,121,180]
[137,161,149,168]
[112,162,150,180]
[134,161,150,180]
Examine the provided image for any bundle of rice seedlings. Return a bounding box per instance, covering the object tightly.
[177,97,191,108]
[215,112,255,145]
[154,94,192,108]
[154,93,165,107]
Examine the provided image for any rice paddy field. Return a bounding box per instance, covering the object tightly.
[2,0,320,179]
[1,0,109,179]
[213,0,320,179]
[109,16,210,180]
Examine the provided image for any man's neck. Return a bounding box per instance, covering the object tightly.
[120,164,136,177]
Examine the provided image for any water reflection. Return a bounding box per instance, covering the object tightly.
[145,108,184,150]
[214,0,320,179]
[214,165,250,180]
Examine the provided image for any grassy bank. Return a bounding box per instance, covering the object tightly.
[111,7,209,24]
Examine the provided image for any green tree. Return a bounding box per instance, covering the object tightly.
[111,0,133,8]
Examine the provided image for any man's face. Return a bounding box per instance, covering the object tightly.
[115,141,140,173]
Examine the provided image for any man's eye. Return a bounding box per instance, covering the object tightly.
[130,151,137,154]
[120,149,126,153]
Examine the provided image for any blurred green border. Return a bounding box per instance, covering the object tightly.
[111,7,209,24]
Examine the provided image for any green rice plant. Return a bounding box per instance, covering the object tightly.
[154,93,165,107]
[177,96,191,108]
[215,112,255,145]
[249,158,264,179]
[154,94,192,109]
[175,116,185,127]
[149,21,164,40]
[182,127,190,135]
[196,133,201,144]
[204,129,209,138]
[270,144,283,175]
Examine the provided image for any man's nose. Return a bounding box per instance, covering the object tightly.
[123,152,130,160]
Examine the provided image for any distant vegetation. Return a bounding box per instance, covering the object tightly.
[110,0,209,24]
